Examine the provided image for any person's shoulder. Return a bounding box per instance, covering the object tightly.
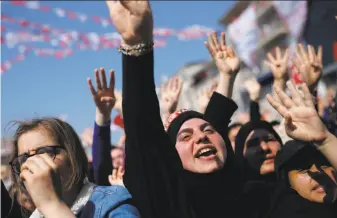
[82,185,140,217]
[91,185,132,203]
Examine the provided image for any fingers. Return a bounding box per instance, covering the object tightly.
[206,33,216,56]
[301,83,315,108]
[95,69,102,90]
[295,45,304,63]
[227,46,235,58]
[267,52,276,64]
[298,43,309,62]
[21,159,40,174]
[274,85,295,109]
[286,81,305,106]
[87,78,97,95]
[282,48,289,63]
[109,69,115,90]
[317,45,323,64]
[204,42,214,57]
[276,46,281,60]
[220,32,226,51]
[117,166,124,178]
[100,68,108,90]
[308,45,315,63]
[211,31,221,51]
[266,93,289,118]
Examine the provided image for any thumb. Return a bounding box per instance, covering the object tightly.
[108,175,114,185]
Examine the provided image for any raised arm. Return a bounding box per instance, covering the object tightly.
[203,31,239,136]
[87,68,116,185]
[267,81,337,169]
[106,1,190,218]
[244,77,262,122]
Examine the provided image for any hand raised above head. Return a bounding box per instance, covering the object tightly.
[264,46,289,81]
[266,81,328,142]
[292,43,323,91]
[87,68,116,118]
[204,31,240,75]
[106,0,153,45]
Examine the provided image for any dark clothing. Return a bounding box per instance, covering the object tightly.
[92,122,112,186]
[122,51,191,218]
[268,188,337,218]
[1,180,22,218]
[250,101,261,123]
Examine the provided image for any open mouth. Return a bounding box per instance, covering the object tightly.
[312,184,325,193]
[195,146,217,158]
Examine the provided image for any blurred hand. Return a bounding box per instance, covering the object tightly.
[108,166,124,187]
[292,44,323,91]
[20,154,63,210]
[114,90,123,116]
[88,68,116,121]
[266,81,328,142]
[160,76,183,114]
[198,79,218,113]
[264,46,289,81]
[244,77,261,102]
[106,0,153,45]
[205,31,240,75]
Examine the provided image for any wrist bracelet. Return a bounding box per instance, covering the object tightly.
[118,41,154,56]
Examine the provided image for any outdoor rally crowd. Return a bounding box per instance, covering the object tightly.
[2,1,337,218]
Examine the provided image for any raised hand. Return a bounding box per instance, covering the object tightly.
[106,0,153,45]
[160,76,183,114]
[244,77,261,102]
[266,81,328,142]
[198,79,218,113]
[108,166,125,187]
[264,46,289,81]
[293,44,323,91]
[114,90,123,116]
[205,31,240,75]
[88,68,116,124]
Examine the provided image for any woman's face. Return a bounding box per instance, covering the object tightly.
[288,164,337,203]
[244,129,281,175]
[17,127,71,192]
[175,118,227,174]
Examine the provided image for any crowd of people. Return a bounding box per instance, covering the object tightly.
[2,1,337,218]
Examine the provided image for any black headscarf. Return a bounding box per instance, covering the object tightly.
[235,120,282,182]
[166,110,244,218]
[267,140,337,218]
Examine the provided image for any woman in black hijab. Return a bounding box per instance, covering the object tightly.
[235,120,283,182]
[268,140,337,218]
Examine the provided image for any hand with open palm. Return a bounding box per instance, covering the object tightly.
[88,68,116,125]
[266,81,328,142]
[160,76,183,115]
[264,46,289,81]
[293,44,323,91]
[106,0,153,45]
[205,31,240,75]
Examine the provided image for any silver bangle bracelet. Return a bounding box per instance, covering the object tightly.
[118,42,154,56]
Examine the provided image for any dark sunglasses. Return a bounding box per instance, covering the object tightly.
[247,135,277,148]
[9,145,64,174]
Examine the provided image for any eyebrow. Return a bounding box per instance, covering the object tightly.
[17,145,54,157]
[200,123,212,131]
[177,128,193,138]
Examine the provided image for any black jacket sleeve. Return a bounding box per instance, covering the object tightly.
[122,51,191,218]
[250,100,261,123]
[204,92,238,138]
